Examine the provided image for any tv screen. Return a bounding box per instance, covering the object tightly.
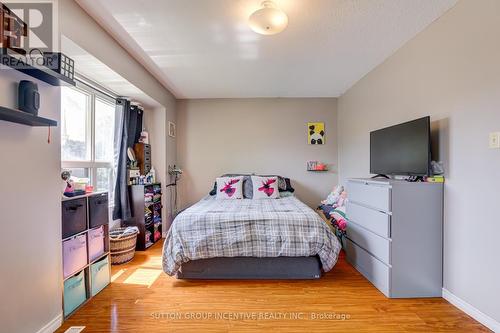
[370,116,431,176]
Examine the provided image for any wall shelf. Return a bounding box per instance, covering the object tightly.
[1,54,76,86]
[0,106,57,127]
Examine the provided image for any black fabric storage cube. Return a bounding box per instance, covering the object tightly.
[62,198,87,239]
[89,193,109,228]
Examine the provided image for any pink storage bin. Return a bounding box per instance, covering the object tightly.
[88,226,105,262]
[63,234,88,279]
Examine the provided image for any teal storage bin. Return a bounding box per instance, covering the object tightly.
[91,255,110,296]
[63,270,87,316]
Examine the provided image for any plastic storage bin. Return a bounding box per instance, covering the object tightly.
[90,255,110,296]
[88,226,105,262]
[63,234,88,278]
[62,198,87,238]
[63,270,87,316]
[89,193,109,228]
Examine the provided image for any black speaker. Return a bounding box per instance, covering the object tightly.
[18,80,40,116]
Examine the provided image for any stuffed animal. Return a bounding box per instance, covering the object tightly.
[336,218,347,231]
[321,185,344,206]
[333,190,348,208]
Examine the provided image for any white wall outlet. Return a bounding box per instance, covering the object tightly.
[489,132,500,149]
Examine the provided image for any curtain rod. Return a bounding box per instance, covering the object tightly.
[74,73,119,100]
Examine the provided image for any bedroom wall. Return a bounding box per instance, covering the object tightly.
[177,98,338,208]
[337,0,500,327]
[0,69,62,333]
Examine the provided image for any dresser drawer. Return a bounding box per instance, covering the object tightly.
[88,226,105,262]
[345,238,390,297]
[63,234,88,279]
[62,198,87,239]
[90,255,110,296]
[88,193,109,228]
[63,270,87,316]
[347,201,391,238]
[347,180,391,212]
[346,221,391,264]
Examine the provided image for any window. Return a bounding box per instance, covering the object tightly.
[61,83,116,202]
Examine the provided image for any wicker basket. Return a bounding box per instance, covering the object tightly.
[110,227,138,265]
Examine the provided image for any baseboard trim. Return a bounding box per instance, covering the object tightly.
[36,312,63,333]
[442,288,499,332]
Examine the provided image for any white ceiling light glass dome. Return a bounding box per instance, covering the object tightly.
[248,1,288,35]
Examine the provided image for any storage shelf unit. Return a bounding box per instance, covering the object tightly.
[124,183,163,250]
[0,106,57,126]
[61,192,111,319]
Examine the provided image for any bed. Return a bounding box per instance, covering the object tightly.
[162,194,341,279]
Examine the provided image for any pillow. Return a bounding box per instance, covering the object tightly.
[282,177,295,193]
[210,174,253,198]
[216,176,244,199]
[279,191,295,198]
[251,176,280,199]
[259,175,295,193]
[209,174,294,197]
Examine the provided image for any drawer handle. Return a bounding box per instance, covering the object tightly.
[68,277,84,289]
[70,243,86,251]
[91,232,103,239]
[66,204,83,211]
[95,262,108,271]
[95,200,106,205]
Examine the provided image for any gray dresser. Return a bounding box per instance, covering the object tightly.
[345,178,443,298]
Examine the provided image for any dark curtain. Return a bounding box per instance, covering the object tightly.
[112,99,145,222]
[127,105,143,148]
[113,98,132,221]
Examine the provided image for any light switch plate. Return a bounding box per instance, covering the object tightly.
[489,132,500,149]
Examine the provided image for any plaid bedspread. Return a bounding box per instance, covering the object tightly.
[162,196,341,276]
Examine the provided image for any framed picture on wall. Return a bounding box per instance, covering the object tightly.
[308,122,325,144]
[168,122,176,137]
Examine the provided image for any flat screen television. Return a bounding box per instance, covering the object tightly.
[370,116,431,176]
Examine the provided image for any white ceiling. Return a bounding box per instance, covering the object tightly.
[76,0,457,99]
[61,36,160,108]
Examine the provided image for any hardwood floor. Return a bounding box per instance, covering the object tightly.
[57,240,488,333]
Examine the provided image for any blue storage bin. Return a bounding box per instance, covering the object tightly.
[63,270,87,316]
[91,255,110,296]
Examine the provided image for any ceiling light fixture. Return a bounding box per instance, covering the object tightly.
[248,1,288,35]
